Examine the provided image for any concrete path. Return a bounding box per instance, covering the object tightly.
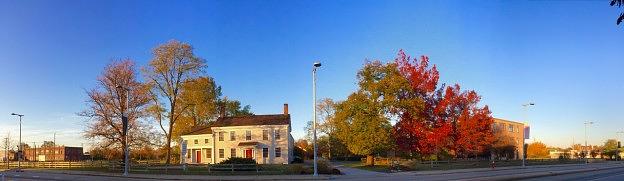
[332,164,387,176]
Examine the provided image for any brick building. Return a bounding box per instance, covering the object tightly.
[1,150,17,162]
[493,118,526,159]
[23,146,83,161]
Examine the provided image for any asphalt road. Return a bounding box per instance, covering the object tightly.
[522,166,624,181]
[1,163,623,180]
[0,171,154,181]
[338,163,624,181]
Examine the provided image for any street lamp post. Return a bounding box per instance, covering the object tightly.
[521,103,534,167]
[312,62,321,177]
[584,121,594,164]
[117,86,130,176]
[11,113,23,172]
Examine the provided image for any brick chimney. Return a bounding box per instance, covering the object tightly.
[283,103,289,115]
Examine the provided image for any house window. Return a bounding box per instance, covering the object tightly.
[204,139,209,144]
[194,139,198,144]
[219,132,224,141]
[246,131,252,140]
[263,130,269,140]
[508,124,514,132]
[275,147,281,157]
[231,148,236,158]
[275,130,281,140]
[219,149,224,158]
[206,148,212,158]
[262,148,268,158]
[230,131,236,141]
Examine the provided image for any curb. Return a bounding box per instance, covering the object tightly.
[458,165,624,181]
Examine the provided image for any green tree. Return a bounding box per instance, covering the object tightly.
[219,97,253,117]
[334,61,408,166]
[603,139,618,159]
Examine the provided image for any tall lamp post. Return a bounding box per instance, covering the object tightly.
[584,121,594,164]
[521,103,534,167]
[11,113,23,172]
[117,86,130,176]
[312,62,321,177]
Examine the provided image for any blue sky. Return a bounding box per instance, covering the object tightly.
[0,0,623,150]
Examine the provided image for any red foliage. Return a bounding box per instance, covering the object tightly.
[392,50,494,158]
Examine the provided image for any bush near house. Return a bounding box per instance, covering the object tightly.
[218,157,256,164]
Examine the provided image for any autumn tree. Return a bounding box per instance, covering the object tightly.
[392,50,494,159]
[81,60,154,161]
[527,142,549,159]
[144,40,206,165]
[171,76,253,140]
[441,85,494,158]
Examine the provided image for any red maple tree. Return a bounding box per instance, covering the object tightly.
[393,50,494,158]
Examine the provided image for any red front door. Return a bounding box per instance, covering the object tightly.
[196,150,201,163]
[245,149,253,158]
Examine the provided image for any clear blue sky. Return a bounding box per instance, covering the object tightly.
[1,0,622,150]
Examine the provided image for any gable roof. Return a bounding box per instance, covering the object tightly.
[182,125,213,135]
[212,114,290,127]
[182,114,290,136]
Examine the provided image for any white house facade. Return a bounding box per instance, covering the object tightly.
[180,104,294,164]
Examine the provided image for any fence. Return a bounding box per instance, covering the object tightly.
[1,161,292,174]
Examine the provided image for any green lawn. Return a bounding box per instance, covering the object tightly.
[343,159,595,173]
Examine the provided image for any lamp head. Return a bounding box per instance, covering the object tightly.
[313,62,321,68]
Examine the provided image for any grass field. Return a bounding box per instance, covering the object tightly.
[343,158,599,173]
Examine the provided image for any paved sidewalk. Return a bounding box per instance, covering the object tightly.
[333,164,388,176]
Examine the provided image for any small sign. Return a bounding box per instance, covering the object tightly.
[524,125,530,139]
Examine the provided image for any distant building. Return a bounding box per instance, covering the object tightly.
[1,150,17,162]
[493,118,525,159]
[181,104,294,164]
[23,146,83,161]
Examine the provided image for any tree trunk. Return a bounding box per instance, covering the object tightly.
[166,127,172,165]
[366,155,374,166]
[166,103,175,165]
[328,136,332,161]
